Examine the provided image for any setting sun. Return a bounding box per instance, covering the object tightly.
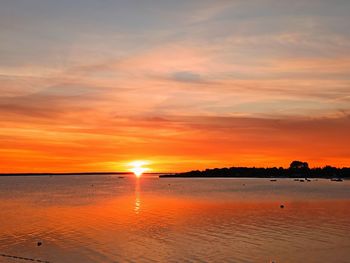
[129,161,150,178]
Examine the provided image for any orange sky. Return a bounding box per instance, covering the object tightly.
[0,1,350,172]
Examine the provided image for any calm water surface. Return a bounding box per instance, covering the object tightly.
[0,175,349,263]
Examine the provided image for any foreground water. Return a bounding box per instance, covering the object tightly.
[0,175,349,263]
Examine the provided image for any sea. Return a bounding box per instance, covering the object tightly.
[0,175,349,262]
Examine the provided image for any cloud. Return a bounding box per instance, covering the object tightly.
[171,71,202,83]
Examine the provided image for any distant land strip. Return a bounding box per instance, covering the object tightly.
[160,161,350,179]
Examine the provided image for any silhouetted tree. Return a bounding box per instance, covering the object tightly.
[323,165,337,177]
[289,161,309,169]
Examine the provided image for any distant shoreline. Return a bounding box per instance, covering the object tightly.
[159,175,348,179]
[159,162,350,179]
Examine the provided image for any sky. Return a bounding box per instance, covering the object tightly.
[1,0,350,172]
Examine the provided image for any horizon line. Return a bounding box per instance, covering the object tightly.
[1,164,349,176]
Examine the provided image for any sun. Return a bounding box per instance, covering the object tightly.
[128,160,150,178]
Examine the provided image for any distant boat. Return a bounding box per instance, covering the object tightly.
[270,179,277,182]
[331,178,343,182]
[294,179,299,181]
[299,179,305,182]
[118,176,125,179]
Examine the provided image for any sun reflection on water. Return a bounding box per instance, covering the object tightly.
[134,178,141,214]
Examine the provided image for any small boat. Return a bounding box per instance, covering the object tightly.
[299,179,305,182]
[118,176,125,179]
[331,178,343,182]
[294,179,299,181]
[270,179,277,182]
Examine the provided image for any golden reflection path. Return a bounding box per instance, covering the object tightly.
[134,178,141,214]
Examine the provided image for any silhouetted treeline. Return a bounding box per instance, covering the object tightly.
[160,161,350,179]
